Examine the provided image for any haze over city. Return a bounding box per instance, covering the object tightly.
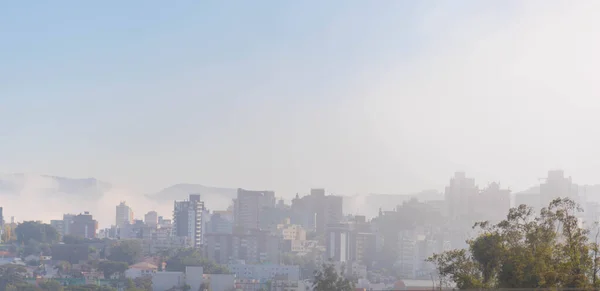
[2,1,600,291]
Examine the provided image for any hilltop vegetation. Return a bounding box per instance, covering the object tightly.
[429,198,600,289]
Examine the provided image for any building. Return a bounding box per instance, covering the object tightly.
[234,188,276,230]
[50,220,64,237]
[63,214,75,236]
[70,212,98,239]
[204,230,281,265]
[540,170,579,208]
[173,194,205,248]
[445,172,478,220]
[116,201,134,227]
[277,219,306,241]
[144,211,158,228]
[475,182,511,223]
[228,264,300,281]
[208,213,233,234]
[326,223,351,262]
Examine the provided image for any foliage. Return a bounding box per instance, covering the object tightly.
[15,221,60,245]
[428,198,597,289]
[54,261,72,278]
[312,262,354,291]
[0,264,27,290]
[165,248,229,274]
[133,276,152,291]
[97,260,129,279]
[107,240,142,265]
[39,280,65,291]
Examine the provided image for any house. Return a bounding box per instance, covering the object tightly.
[125,262,158,279]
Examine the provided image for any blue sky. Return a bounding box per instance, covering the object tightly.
[3,1,600,201]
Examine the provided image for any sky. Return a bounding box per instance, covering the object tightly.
[2,1,600,207]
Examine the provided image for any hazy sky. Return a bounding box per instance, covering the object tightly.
[2,1,600,198]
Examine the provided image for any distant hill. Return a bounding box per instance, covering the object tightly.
[0,173,111,199]
[145,183,237,210]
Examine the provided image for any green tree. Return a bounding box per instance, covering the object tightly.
[15,221,60,244]
[0,264,28,290]
[39,280,65,291]
[107,240,142,265]
[429,198,597,289]
[97,261,129,279]
[165,248,229,274]
[312,263,354,291]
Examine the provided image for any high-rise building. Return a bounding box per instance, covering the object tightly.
[116,201,134,227]
[71,212,98,239]
[173,194,205,248]
[445,172,478,220]
[63,214,75,236]
[326,223,351,263]
[144,211,158,228]
[50,220,64,237]
[204,230,281,265]
[540,170,579,208]
[234,188,275,230]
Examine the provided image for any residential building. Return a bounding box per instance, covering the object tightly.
[144,211,158,228]
[63,214,75,236]
[445,172,478,220]
[326,223,351,262]
[50,220,64,237]
[70,212,98,239]
[173,194,205,248]
[228,264,300,281]
[116,201,134,227]
[540,170,579,208]
[234,188,275,230]
[277,219,306,241]
[204,230,281,265]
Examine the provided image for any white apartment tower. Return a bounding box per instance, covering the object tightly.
[173,194,205,248]
[116,201,134,227]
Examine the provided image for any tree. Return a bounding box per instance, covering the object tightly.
[429,198,597,289]
[107,240,142,265]
[15,221,59,244]
[312,263,354,291]
[97,261,129,279]
[39,280,65,291]
[0,264,28,290]
[165,248,229,274]
[133,276,152,291]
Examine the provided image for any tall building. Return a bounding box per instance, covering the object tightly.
[445,172,478,220]
[63,214,75,236]
[204,230,281,265]
[50,220,64,237]
[234,188,275,230]
[540,170,579,208]
[71,212,98,239]
[116,201,134,227]
[144,211,158,228]
[326,223,351,263]
[173,194,205,248]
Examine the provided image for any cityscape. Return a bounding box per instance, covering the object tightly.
[0,170,597,290]
[3,0,600,290]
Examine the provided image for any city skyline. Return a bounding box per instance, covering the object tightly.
[2,1,600,199]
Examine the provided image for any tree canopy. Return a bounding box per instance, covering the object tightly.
[15,221,60,245]
[165,248,229,274]
[107,240,142,265]
[428,198,599,289]
[312,262,355,291]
